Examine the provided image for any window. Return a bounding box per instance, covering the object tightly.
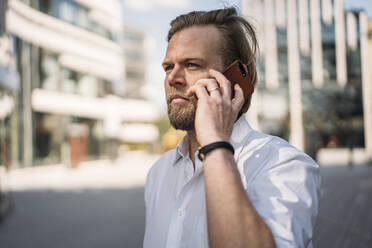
[37,0,113,40]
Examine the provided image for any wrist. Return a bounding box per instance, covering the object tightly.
[203,148,234,163]
[199,136,229,148]
[198,141,234,161]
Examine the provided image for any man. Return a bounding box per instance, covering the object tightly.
[144,8,321,248]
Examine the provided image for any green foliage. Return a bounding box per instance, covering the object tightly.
[154,115,171,137]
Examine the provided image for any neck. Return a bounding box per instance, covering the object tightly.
[186,129,200,168]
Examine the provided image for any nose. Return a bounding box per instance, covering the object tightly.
[166,65,186,88]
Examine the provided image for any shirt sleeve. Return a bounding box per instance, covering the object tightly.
[143,165,155,248]
[246,147,321,248]
[144,166,154,222]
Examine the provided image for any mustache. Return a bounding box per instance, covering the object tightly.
[166,88,197,104]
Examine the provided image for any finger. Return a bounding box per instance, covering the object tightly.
[195,78,220,93]
[186,83,209,100]
[231,84,245,114]
[187,79,219,97]
[196,79,221,97]
[209,69,231,101]
[209,86,221,98]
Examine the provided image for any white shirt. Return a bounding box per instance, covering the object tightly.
[144,116,321,248]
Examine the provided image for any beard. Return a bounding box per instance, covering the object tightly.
[166,89,197,131]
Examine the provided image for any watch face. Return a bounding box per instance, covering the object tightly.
[199,153,205,161]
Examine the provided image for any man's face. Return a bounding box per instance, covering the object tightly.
[162,25,224,130]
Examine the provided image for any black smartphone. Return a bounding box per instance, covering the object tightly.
[223,60,254,99]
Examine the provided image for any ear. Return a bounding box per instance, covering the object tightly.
[242,63,248,74]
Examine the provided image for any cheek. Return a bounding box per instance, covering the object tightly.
[164,85,171,100]
[164,79,168,88]
[185,71,210,87]
[164,80,170,96]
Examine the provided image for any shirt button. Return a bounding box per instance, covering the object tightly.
[178,209,184,217]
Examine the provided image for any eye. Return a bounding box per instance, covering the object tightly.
[187,63,199,68]
[163,65,173,72]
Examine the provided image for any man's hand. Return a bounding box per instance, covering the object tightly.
[186,69,275,248]
[186,69,245,147]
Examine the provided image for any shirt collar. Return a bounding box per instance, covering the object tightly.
[230,115,253,149]
[174,134,189,164]
[173,116,253,164]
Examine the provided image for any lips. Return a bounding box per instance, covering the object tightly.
[169,94,189,103]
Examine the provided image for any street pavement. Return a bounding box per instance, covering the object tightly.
[0,153,371,248]
[313,164,372,248]
[0,152,158,248]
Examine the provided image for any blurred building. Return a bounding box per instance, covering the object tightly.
[0,0,160,168]
[367,17,372,162]
[123,24,146,99]
[243,0,372,162]
[0,0,19,170]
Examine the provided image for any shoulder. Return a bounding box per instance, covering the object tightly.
[266,135,316,167]
[245,130,316,165]
[146,148,177,183]
[145,148,177,203]
[237,130,319,184]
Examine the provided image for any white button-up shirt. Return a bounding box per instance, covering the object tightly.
[144,116,321,248]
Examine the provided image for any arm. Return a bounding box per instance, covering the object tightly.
[186,69,276,248]
[203,148,276,248]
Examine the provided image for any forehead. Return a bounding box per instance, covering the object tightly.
[164,25,223,62]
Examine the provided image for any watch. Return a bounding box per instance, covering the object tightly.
[198,141,234,161]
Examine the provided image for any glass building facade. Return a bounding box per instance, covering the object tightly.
[243,0,372,161]
[2,0,125,167]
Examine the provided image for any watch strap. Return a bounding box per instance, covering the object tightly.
[198,141,234,161]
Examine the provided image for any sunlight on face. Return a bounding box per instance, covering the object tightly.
[163,25,224,130]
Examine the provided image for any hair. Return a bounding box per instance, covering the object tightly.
[167,7,258,117]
